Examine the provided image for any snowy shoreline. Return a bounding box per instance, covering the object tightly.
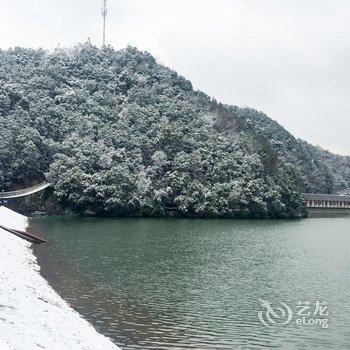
[0,206,120,350]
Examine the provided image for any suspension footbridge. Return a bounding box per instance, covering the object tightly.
[0,182,51,199]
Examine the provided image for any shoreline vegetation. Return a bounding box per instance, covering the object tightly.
[1,44,349,219]
[0,206,119,350]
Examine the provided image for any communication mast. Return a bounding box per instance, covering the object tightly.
[102,0,108,46]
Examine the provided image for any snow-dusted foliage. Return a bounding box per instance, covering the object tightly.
[0,44,348,218]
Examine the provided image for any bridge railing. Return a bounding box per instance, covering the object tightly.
[303,193,350,209]
[0,182,51,199]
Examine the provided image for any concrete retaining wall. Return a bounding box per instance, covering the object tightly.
[307,207,350,218]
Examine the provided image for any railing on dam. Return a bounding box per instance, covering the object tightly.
[303,193,350,209]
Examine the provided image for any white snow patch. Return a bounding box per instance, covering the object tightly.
[0,206,120,350]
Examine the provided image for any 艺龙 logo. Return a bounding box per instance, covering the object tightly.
[258,299,329,328]
[258,299,293,326]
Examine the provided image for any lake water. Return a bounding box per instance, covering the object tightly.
[32,217,350,349]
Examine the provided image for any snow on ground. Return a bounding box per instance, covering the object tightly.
[0,206,120,350]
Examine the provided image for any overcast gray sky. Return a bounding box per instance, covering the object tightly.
[0,0,349,155]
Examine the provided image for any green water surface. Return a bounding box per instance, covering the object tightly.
[32,217,350,349]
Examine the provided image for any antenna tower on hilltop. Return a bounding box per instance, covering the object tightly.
[102,0,108,46]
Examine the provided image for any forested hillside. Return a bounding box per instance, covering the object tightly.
[0,44,349,218]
